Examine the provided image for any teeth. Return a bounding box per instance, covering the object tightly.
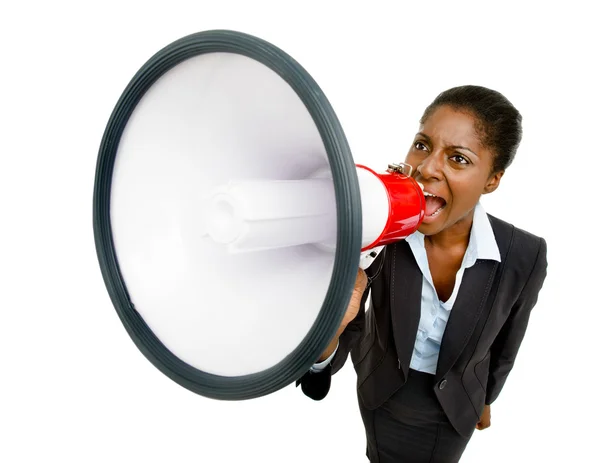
[417,182,424,191]
[423,191,437,197]
[431,205,445,216]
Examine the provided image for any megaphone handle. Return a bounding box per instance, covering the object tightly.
[359,245,385,270]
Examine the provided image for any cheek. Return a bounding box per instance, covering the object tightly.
[447,175,486,208]
[405,151,424,167]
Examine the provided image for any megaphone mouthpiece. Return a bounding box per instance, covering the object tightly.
[356,164,425,250]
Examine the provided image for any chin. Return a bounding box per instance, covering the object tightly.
[417,221,442,236]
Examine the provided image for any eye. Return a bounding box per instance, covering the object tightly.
[450,154,470,165]
[414,141,428,151]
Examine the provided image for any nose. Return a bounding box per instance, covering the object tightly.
[416,151,444,181]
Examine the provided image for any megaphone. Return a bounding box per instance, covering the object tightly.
[93,29,425,401]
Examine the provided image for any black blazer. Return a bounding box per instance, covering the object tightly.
[298,214,548,437]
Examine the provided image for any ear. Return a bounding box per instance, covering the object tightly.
[483,170,504,194]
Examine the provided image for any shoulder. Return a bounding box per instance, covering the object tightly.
[487,214,545,249]
[487,214,547,273]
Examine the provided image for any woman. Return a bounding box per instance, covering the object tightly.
[298,85,548,462]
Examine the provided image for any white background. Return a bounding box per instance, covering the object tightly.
[2,1,599,462]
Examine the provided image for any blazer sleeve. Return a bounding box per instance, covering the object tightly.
[296,250,385,401]
[485,237,548,405]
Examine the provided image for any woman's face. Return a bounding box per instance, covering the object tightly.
[405,105,503,236]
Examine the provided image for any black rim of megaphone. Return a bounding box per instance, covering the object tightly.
[93,29,362,400]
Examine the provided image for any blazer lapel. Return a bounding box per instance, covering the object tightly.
[389,242,423,380]
[435,259,499,381]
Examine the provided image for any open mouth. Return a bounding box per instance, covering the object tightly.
[423,191,447,217]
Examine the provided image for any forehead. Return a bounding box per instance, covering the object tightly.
[420,106,483,149]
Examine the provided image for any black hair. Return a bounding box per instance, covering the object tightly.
[420,85,522,173]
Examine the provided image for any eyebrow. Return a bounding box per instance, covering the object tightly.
[415,132,479,158]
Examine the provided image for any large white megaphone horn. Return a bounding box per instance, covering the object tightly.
[93,29,425,401]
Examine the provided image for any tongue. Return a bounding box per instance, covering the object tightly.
[425,197,446,216]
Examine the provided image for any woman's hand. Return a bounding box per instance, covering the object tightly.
[316,268,368,362]
[476,405,491,430]
[341,268,368,328]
